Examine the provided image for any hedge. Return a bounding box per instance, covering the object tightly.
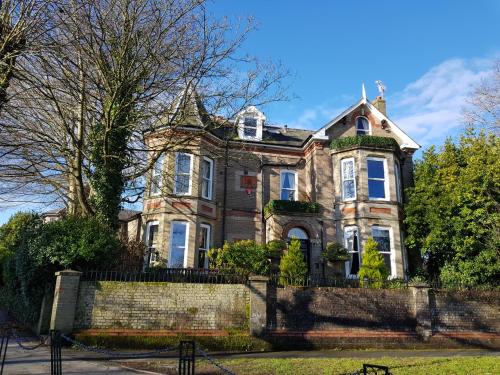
[330,135,399,150]
[264,200,320,216]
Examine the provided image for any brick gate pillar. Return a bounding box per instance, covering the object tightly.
[248,276,269,336]
[411,283,432,340]
[50,270,82,334]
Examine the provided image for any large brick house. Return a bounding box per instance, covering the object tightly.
[141,88,420,279]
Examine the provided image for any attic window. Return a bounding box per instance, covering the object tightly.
[356,117,370,135]
[243,117,258,137]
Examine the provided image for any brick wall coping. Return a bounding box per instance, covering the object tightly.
[55,270,82,276]
[249,276,269,282]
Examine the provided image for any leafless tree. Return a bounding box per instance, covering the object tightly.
[464,59,499,134]
[0,0,288,221]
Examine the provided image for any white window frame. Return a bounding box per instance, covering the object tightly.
[150,155,164,196]
[168,221,189,268]
[243,117,258,138]
[356,116,371,136]
[343,226,360,278]
[174,152,193,195]
[394,160,402,203]
[371,225,396,277]
[201,157,214,200]
[198,223,211,269]
[341,158,356,201]
[280,170,298,201]
[367,157,389,201]
[145,220,159,267]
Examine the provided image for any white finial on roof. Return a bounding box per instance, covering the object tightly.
[361,83,367,101]
[375,80,386,98]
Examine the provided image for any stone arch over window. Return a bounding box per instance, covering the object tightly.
[281,221,317,240]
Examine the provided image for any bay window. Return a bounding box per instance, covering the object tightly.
[367,157,388,200]
[198,224,211,269]
[145,221,159,267]
[341,158,356,200]
[150,154,164,196]
[169,221,189,268]
[280,170,297,201]
[371,226,394,276]
[344,226,360,277]
[201,157,214,200]
[174,152,193,195]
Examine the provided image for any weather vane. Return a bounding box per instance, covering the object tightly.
[375,80,386,98]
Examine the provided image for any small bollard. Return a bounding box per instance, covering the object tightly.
[1,333,9,375]
[50,330,62,375]
[179,340,195,375]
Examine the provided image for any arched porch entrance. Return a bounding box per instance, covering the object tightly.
[286,227,311,272]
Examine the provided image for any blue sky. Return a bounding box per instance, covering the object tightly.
[1,0,498,224]
[209,0,499,145]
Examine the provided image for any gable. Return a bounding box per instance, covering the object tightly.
[312,98,420,151]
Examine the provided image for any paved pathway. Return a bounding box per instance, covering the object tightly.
[1,311,155,375]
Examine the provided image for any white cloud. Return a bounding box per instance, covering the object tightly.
[390,57,497,146]
[288,104,349,129]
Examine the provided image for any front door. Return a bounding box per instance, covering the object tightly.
[287,227,311,273]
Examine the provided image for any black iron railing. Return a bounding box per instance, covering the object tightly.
[269,274,410,289]
[81,268,248,284]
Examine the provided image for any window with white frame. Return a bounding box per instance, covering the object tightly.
[198,224,211,269]
[344,226,360,277]
[145,221,159,267]
[367,157,388,200]
[169,221,189,268]
[341,158,356,200]
[150,154,164,195]
[394,161,402,203]
[280,170,297,201]
[201,157,214,200]
[371,226,394,276]
[174,152,193,195]
[243,117,258,138]
[356,116,370,135]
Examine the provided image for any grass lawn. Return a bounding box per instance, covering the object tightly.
[123,355,500,374]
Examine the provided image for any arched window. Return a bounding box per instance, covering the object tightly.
[287,227,309,240]
[356,116,370,135]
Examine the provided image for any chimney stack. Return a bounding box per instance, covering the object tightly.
[372,96,386,115]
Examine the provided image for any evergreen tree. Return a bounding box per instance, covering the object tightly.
[358,238,389,288]
[279,238,308,286]
[405,130,500,286]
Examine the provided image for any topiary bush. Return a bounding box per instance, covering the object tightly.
[358,237,389,288]
[279,238,308,286]
[321,242,349,262]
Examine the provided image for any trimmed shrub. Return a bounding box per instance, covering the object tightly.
[321,242,349,262]
[330,135,399,150]
[358,238,389,288]
[208,240,271,276]
[264,200,320,216]
[279,238,308,286]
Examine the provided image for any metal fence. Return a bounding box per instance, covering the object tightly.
[81,268,248,284]
[268,274,410,289]
[0,333,8,375]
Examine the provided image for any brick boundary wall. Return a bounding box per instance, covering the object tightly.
[73,281,250,331]
[49,272,500,349]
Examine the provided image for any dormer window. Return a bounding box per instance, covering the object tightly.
[237,106,265,141]
[356,116,370,135]
[243,117,258,137]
